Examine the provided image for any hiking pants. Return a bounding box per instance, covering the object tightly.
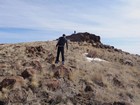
[56,47,64,62]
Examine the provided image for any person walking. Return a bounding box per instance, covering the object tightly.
[55,34,68,65]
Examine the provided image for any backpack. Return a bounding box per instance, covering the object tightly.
[57,37,67,46]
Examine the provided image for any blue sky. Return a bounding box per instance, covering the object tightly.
[0,0,140,54]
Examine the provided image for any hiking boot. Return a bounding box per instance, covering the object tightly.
[62,61,64,65]
[55,61,59,64]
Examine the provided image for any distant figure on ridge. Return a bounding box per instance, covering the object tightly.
[55,34,68,65]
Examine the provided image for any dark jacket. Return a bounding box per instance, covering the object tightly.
[56,36,68,49]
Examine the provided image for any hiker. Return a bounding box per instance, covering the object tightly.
[55,34,68,64]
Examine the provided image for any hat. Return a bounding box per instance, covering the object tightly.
[63,34,66,37]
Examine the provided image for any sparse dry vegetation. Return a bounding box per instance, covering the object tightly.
[0,40,140,105]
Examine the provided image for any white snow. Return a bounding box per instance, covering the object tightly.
[93,58,107,62]
[86,57,94,62]
[83,53,108,62]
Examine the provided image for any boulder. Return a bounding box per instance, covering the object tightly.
[113,77,124,88]
[84,85,93,92]
[45,78,60,90]
[53,65,72,79]
[0,78,16,91]
[26,46,45,57]
[123,59,133,66]
[0,76,24,91]
[119,59,134,66]
[21,68,36,79]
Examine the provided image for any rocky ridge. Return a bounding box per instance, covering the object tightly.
[66,32,125,53]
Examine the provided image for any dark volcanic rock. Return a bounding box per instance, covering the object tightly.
[102,101,132,105]
[0,76,24,91]
[113,77,124,88]
[66,32,125,54]
[66,32,101,43]
[119,59,134,66]
[26,46,45,57]
[0,78,16,91]
[21,68,36,79]
[84,85,93,92]
[113,101,132,105]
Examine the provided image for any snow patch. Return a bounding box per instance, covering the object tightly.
[86,57,94,62]
[93,58,107,62]
[83,53,108,62]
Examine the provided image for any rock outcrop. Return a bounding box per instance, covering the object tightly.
[66,32,101,43]
[66,32,132,55]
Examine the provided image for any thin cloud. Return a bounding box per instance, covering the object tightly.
[0,0,140,54]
